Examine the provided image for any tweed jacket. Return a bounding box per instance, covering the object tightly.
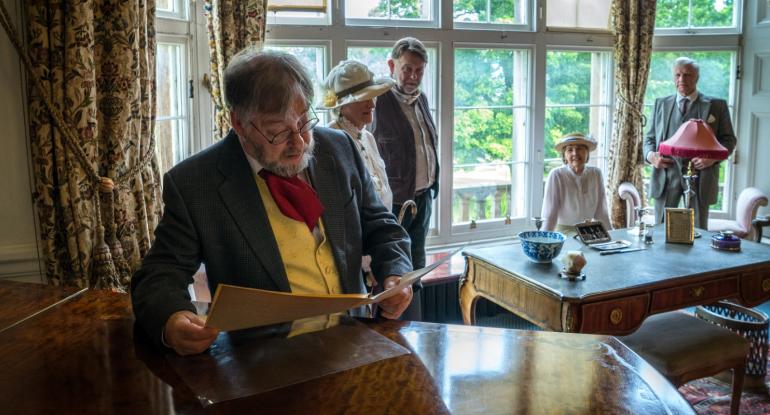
[643,93,737,205]
[131,127,412,348]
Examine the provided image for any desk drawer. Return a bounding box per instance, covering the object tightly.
[580,294,649,334]
[741,270,770,305]
[650,277,739,313]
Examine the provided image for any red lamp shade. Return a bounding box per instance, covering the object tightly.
[659,119,729,160]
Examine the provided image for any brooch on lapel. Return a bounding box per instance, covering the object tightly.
[707,114,716,123]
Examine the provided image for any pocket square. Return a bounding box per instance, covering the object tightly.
[707,114,716,123]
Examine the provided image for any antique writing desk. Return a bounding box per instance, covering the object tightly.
[0,288,694,414]
[0,280,84,333]
[461,230,770,334]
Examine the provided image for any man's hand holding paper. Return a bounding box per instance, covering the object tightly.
[377,276,413,319]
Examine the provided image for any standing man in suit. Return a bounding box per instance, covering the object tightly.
[131,49,413,355]
[644,57,737,229]
[371,37,438,272]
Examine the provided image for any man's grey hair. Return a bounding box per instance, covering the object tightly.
[390,37,428,63]
[673,56,700,75]
[224,48,315,119]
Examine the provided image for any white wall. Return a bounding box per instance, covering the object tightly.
[0,0,44,282]
[738,0,770,218]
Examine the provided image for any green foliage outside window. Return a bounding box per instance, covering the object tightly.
[655,0,734,29]
[370,0,424,19]
[454,48,516,165]
[453,0,515,23]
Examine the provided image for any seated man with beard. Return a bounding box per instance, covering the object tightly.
[131,49,414,356]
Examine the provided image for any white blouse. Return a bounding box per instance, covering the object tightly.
[541,165,611,231]
[327,117,393,210]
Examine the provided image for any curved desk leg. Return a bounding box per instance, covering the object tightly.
[459,259,478,325]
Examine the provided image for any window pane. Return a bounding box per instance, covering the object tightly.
[156,0,187,20]
[453,0,524,25]
[346,0,432,21]
[265,45,327,109]
[455,48,514,107]
[155,42,188,174]
[157,0,172,13]
[546,0,611,30]
[655,0,735,29]
[454,48,529,226]
[544,50,611,176]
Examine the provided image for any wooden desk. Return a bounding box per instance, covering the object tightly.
[460,230,770,334]
[0,280,84,333]
[0,289,694,414]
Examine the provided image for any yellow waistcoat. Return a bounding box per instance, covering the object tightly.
[255,175,342,295]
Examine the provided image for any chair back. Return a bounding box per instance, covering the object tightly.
[618,182,642,228]
[736,187,768,238]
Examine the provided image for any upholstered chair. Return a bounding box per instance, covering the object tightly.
[707,187,768,241]
[618,182,641,228]
[620,311,749,415]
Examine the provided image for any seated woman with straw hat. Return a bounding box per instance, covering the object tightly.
[541,133,611,235]
[322,60,394,210]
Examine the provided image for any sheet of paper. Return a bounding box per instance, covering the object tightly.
[204,247,461,331]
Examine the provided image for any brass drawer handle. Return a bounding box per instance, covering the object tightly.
[762,279,770,293]
[690,286,705,298]
[610,308,623,325]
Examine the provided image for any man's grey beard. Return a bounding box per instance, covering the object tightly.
[256,136,316,177]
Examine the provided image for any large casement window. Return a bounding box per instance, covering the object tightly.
[154,0,743,246]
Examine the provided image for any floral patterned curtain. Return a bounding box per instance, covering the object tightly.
[22,0,162,290]
[204,0,268,139]
[606,0,657,229]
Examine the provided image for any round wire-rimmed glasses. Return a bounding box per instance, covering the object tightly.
[250,108,319,145]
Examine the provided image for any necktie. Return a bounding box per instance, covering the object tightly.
[258,170,324,231]
[679,98,689,115]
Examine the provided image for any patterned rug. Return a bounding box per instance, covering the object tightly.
[679,358,770,414]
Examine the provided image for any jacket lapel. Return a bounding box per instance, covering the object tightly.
[661,95,676,142]
[307,144,350,292]
[216,132,290,292]
[697,93,712,121]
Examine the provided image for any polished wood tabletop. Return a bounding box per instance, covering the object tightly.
[0,288,694,414]
[0,280,84,333]
[461,229,770,334]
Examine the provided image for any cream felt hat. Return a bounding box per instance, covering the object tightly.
[554,132,598,153]
[322,60,394,109]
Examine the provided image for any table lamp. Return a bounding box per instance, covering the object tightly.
[659,119,729,235]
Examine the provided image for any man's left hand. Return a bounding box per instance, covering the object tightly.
[692,158,717,170]
[378,275,413,319]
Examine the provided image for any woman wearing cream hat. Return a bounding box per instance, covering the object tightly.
[541,132,611,234]
[322,60,394,210]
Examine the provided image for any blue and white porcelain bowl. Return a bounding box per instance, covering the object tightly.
[517,231,566,263]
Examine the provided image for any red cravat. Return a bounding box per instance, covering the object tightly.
[258,170,324,231]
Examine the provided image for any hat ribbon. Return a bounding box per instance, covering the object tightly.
[336,80,374,99]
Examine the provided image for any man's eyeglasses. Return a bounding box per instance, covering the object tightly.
[250,108,320,145]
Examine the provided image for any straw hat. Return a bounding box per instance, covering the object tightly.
[554,133,598,153]
[322,60,394,109]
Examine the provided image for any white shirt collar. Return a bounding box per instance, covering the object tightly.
[239,139,264,177]
[678,90,698,103]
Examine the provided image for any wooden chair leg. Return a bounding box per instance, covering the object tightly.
[730,365,746,415]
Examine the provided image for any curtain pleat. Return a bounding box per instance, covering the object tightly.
[606,0,657,228]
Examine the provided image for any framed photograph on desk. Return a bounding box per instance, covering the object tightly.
[665,208,695,244]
